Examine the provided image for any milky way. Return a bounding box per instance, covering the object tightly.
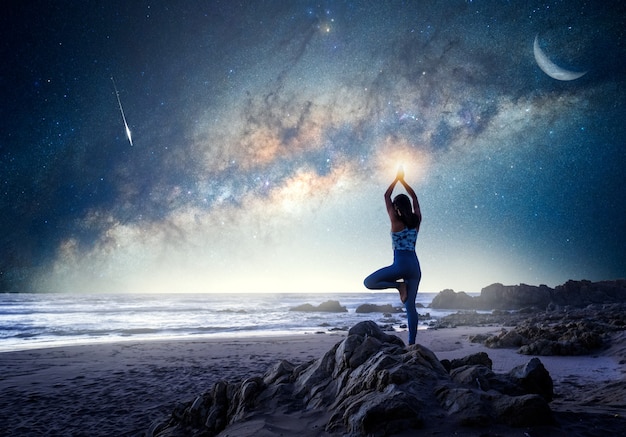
[1,1,625,293]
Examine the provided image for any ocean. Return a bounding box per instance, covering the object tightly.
[0,291,459,352]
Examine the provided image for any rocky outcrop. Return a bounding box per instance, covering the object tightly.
[433,303,626,356]
[430,280,626,311]
[479,283,553,310]
[290,300,347,312]
[149,321,555,436]
[473,304,626,356]
[552,279,626,307]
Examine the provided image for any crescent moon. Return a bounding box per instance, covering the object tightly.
[533,35,587,81]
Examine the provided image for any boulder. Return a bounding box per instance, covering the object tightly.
[355,303,402,313]
[150,321,556,436]
[491,394,554,427]
[484,328,526,348]
[449,352,492,370]
[290,300,347,312]
[508,358,553,402]
[430,289,476,309]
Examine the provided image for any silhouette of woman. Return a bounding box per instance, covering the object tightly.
[364,166,422,345]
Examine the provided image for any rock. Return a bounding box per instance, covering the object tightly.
[434,310,526,328]
[435,386,491,426]
[449,364,495,392]
[290,300,347,312]
[448,352,492,370]
[430,289,476,309]
[441,303,626,357]
[508,358,554,402]
[327,388,425,435]
[484,328,526,348]
[431,280,626,311]
[151,321,557,436]
[262,359,295,385]
[552,279,626,307]
[347,320,405,346]
[479,283,553,310]
[491,394,554,427]
[355,303,402,313]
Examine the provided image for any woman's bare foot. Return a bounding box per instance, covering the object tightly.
[398,282,408,303]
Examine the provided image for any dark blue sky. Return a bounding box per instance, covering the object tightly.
[1,1,625,293]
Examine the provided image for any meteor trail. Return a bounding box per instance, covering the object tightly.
[111,76,133,146]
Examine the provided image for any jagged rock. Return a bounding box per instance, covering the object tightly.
[448,357,553,403]
[450,364,495,391]
[484,328,526,348]
[151,321,555,436]
[290,300,347,312]
[508,358,553,402]
[449,352,493,370]
[435,386,491,426]
[262,359,295,385]
[327,388,425,435]
[347,320,405,347]
[355,303,402,313]
[473,312,617,356]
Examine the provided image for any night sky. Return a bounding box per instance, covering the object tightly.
[2,1,625,294]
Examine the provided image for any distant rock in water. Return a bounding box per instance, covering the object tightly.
[430,280,626,311]
[430,289,477,309]
[355,303,403,313]
[149,321,555,437]
[290,300,347,312]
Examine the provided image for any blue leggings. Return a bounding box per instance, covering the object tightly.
[363,250,421,345]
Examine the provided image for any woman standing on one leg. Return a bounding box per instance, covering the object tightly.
[364,166,422,345]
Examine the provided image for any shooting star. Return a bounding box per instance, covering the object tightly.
[111,76,133,146]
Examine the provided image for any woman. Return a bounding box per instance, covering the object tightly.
[364,167,422,345]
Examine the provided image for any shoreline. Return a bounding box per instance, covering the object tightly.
[0,290,451,354]
[1,327,624,436]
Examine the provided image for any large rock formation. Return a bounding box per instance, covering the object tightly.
[479,283,553,310]
[552,279,626,307]
[148,321,555,436]
[430,279,626,311]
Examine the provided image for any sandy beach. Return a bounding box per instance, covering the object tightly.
[1,326,625,436]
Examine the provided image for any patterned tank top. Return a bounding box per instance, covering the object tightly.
[391,227,418,251]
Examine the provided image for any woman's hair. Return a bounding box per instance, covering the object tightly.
[393,194,420,229]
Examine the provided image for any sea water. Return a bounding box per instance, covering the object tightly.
[0,292,460,352]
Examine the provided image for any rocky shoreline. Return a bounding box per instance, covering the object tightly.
[434,302,626,357]
[147,280,626,436]
[148,322,559,437]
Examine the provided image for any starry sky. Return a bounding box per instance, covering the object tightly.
[2,0,625,294]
